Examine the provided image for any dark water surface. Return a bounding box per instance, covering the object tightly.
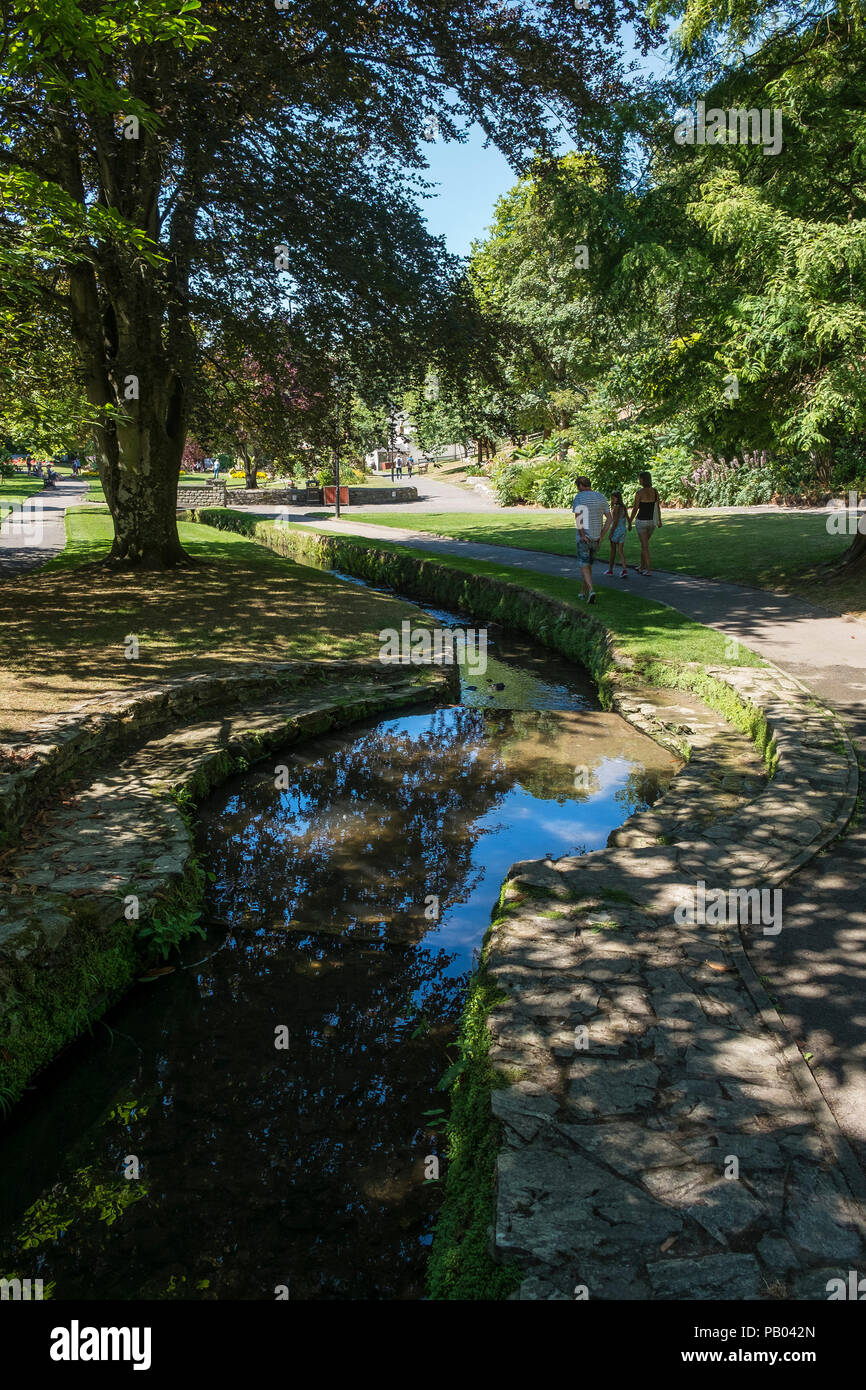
[0,597,679,1300]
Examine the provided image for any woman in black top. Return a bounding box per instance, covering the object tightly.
[629,470,662,575]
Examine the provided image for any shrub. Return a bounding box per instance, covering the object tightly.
[647,444,695,505]
[688,451,776,507]
[491,461,538,505]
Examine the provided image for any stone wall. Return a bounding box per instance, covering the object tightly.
[176,484,419,510]
[176,483,227,508]
[224,485,418,507]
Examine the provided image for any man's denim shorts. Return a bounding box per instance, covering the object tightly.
[576,536,599,566]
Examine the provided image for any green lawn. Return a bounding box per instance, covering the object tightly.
[249,518,766,670]
[0,509,447,738]
[0,474,47,519]
[348,508,863,615]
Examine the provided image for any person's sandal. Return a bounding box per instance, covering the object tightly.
[604,568,614,575]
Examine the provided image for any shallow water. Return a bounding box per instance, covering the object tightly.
[0,596,679,1301]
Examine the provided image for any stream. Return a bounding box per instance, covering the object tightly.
[0,586,680,1300]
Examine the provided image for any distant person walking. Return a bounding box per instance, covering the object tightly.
[572,475,611,605]
[629,471,663,576]
[212,457,221,480]
[396,455,403,479]
[407,457,414,478]
[604,491,630,578]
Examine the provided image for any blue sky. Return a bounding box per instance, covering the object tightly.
[418,129,517,259]
[417,28,674,258]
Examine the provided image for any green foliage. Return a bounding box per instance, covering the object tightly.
[491,426,655,506]
[1,0,657,562]
[457,4,866,519]
[16,1165,147,1250]
[426,964,523,1300]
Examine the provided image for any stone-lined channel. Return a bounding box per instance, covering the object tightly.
[0,592,679,1300]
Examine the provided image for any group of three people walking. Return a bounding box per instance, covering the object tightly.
[572,471,662,604]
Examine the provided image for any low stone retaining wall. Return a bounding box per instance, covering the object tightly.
[176,484,227,507]
[0,662,453,1105]
[226,485,419,507]
[176,485,419,510]
[0,660,406,844]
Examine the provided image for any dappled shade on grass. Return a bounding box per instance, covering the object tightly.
[0,512,437,737]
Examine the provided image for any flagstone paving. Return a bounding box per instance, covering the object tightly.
[484,661,864,1299]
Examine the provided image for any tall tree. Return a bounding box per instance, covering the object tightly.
[1,0,657,565]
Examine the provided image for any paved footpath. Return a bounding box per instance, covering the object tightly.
[0,480,89,576]
[243,503,866,1170]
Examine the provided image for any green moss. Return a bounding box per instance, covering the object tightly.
[639,661,779,778]
[0,920,139,1111]
[425,965,523,1302]
[600,887,637,904]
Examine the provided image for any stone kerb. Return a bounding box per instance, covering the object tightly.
[483,660,863,1300]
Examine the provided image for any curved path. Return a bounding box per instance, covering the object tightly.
[244,504,866,1167]
[0,478,89,575]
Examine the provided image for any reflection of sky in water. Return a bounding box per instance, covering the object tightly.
[207,709,673,982]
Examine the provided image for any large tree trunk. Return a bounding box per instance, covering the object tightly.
[839,527,866,570]
[241,445,258,490]
[97,377,192,568]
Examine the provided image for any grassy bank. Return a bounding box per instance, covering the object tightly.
[191,509,764,673]
[0,509,444,739]
[347,508,863,617]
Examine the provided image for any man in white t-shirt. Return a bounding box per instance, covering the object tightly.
[572,475,611,604]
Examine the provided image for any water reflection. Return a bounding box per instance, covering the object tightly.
[0,627,679,1300]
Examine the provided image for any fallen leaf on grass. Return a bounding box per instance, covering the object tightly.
[138,967,175,982]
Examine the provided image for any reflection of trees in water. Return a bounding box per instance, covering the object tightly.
[0,710,527,1300]
[614,767,666,816]
[0,708,673,1300]
[206,707,516,946]
[486,709,600,806]
[0,925,470,1299]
